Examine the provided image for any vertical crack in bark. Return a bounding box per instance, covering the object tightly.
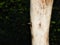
[45,32,49,44]
[42,0,52,6]
[39,23,41,27]
[41,0,53,9]
[45,0,52,5]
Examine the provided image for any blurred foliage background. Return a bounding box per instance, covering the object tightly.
[0,0,60,45]
[49,0,60,45]
[0,0,30,45]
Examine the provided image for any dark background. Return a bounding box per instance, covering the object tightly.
[49,0,60,45]
[0,0,60,45]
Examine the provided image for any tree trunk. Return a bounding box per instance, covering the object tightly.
[30,0,53,45]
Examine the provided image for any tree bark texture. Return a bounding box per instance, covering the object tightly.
[30,0,53,45]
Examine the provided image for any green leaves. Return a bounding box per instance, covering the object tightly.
[10,0,21,2]
[0,2,5,8]
[51,21,56,24]
[57,29,60,31]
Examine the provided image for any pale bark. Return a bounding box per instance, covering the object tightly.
[30,0,53,45]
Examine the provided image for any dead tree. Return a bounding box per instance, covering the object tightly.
[30,0,54,45]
